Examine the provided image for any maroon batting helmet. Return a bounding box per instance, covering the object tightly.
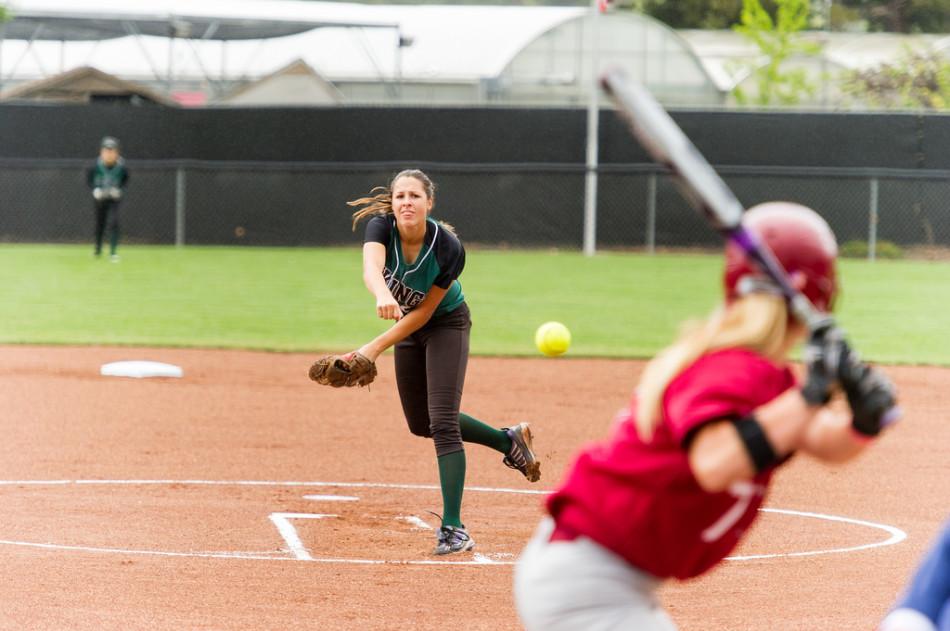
[724,202,838,312]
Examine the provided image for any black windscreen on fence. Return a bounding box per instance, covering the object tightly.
[1,103,948,248]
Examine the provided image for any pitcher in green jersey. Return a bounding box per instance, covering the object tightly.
[345,169,541,556]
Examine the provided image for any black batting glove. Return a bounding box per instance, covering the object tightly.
[838,357,898,437]
[800,323,847,406]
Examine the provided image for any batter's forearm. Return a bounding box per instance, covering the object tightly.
[754,388,817,454]
[799,408,867,462]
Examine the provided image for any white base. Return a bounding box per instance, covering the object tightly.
[100,360,183,379]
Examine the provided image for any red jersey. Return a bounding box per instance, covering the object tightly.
[546,348,796,580]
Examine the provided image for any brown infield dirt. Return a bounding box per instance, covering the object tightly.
[1,345,949,631]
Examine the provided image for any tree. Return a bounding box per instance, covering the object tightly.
[732,0,820,105]
[626,0,747,28]
[298,0,950,31]
[842,49,950,108]
[838,0,950,33]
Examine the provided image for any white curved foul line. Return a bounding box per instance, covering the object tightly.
[725,508,906,561]
[0,480,906,566]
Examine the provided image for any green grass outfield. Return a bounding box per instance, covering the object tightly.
[2,244,947,365]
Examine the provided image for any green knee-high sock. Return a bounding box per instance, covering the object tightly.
[458,412,512,454]
[109,228,119,256]
[437,450,466,528]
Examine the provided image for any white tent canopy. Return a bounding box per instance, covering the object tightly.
[0,1,719,106]
[2,0,398,39]
[1,1,586,83]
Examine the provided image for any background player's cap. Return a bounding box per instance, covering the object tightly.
[101,136,120,150]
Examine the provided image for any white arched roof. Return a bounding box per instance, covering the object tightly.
[1,2,588,83]
[499,11,717,106]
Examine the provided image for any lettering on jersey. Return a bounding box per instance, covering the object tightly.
[700,481,765,543]
[383,268,426,313]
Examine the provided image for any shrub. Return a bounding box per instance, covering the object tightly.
[839,239,903,259]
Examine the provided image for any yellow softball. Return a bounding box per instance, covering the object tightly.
[535,321,571,357]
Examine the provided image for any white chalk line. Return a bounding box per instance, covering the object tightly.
[0,479,546,495]
[398,515,434,530]
[303,494,359,502]
[0,540,289,561]
[472,552,514,565]
[726,508,907,561]
[269,513,337,561]
[0,539,496,566]
[0,479,906,566]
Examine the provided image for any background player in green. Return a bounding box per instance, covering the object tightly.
[347,168,541,555]
[87,136,129,262]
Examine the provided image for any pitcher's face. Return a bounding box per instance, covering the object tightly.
[392,176,432,233]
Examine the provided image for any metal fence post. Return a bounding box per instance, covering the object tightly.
[868,176,879,262]
[646,172,656,254]
[175,166,186,248]
[582,0,600,257]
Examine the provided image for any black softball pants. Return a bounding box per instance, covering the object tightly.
[393,302,471,457]
[94,200,120,255]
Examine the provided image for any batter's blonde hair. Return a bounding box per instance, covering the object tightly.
[634,293,797,441]
[348,169,456,235]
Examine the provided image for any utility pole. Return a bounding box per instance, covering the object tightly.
[582,0,601,257]
[821,0,832,107]
[395,30,414,103]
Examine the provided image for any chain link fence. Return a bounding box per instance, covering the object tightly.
[2,158,948,258]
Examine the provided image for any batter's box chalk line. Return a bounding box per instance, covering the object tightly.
[0,479,906,566]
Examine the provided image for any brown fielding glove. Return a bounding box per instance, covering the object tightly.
[309,352,377,388]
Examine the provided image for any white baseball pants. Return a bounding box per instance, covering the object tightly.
[514,518,678,631]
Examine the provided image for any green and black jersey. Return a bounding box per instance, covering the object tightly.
[364,215,465,317]
[86,158,130,191]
